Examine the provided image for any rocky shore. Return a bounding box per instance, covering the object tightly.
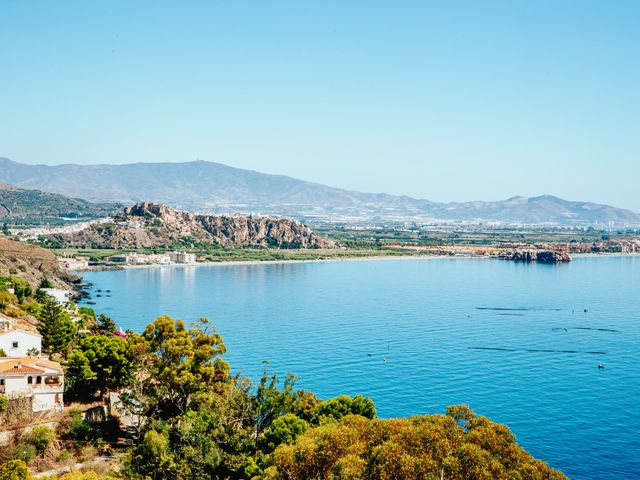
[503,249,572,264]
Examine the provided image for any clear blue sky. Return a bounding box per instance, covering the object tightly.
[1,1,639,209]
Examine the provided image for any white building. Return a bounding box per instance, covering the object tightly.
[40,288,72,304]
[0,357,64,412]
[0,329,42,357]
[58,256,90,270]
[169,251,197,264]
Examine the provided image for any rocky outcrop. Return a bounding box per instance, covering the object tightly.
[43,203,334,250]
[504,250,572,263]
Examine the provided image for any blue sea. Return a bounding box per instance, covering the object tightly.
[80,256,640,480]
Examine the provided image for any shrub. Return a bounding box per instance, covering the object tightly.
[0,460,32,480]
[0,291,17,309]
[0,395,8,412]
[29,426,55,453]
[9,444,36,464]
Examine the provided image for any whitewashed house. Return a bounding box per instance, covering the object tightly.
[0,357,64,412]
[0,314,42,357]
[0,329,42,357]
[0,320,64,412]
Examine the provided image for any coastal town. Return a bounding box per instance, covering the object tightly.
[58,250,197,270]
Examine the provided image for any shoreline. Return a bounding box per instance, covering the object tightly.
[70,253,469,272]
[68,250,640,273]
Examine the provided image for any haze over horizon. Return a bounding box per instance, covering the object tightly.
[1,2,639,209]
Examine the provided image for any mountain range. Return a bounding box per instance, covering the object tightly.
[1,157,639,226]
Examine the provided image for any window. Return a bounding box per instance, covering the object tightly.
[0,379,4,386]
[36,376,42,384]
[12,341,18,348]
[27,376,33,384]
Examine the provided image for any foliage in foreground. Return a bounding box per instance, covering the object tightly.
[265,407,568,480]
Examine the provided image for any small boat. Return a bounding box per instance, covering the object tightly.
[598,364,605,369]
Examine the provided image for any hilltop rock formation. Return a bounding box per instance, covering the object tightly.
[505,250,572,263]
[42,203,334,250]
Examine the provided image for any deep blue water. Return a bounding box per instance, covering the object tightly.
[80,256,640,480]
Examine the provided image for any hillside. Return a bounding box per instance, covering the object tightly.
[2,157,639,226]
[0,182,120,225]
[41,202,334,249]
[0,236,78,289]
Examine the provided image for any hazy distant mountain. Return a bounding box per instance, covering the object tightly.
[1,157,639,226]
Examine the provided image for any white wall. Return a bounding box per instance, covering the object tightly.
[0,331,42,357]
[32,392,62,412]
[41,288,72,304]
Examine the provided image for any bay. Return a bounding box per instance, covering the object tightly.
[80,256,640,480]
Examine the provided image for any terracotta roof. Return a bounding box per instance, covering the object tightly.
[0,357,63,374]
[0,364,43,374]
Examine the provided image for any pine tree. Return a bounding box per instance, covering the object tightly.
[36,296,77,357]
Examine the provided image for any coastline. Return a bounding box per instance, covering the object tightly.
[69,253,469,272]
[68,250,640,273]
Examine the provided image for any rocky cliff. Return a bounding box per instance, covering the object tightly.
[43,203,334,250]
[504,250,572,263]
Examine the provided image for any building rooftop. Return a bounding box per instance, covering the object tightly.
[0,357,63,374]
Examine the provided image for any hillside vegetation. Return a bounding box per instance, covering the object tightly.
[0,236,78,289]
[0,183,119,226]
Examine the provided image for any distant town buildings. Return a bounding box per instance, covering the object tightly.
[169,251,197,264]
[58,256,89,270]
[106,251,196,265]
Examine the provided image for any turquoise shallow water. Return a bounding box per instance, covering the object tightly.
[80,256,640,480]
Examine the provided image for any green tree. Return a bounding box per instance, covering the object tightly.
[261,413,308,452]
[314,394,376,422]
[254,368,300,454]
[96,314,116,335]
[36,296,77,356]
[66,335,134,399]
[139,316,229,419]
[267,409,569,480]
[8,277,32,303]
